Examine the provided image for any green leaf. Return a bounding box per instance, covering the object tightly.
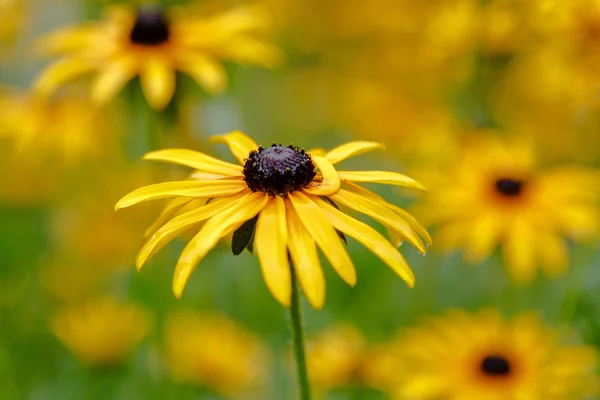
[231,215,259,255]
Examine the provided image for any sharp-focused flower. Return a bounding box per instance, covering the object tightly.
[116,131,430,308]
[50,297,152,366]
[164,311,269,397]
[306,323,366,393]
[0,89,116,162]
[413,136,600,283]
[34,4,281,109]
[365,309,599,400]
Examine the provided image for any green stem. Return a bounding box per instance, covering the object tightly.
[289,266,311,400]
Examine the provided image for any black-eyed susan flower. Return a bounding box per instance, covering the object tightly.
[115,131,430,309]
[413,136,600,283]
[165,311,269,397]
[366,309,599,400]
[51,297,152,366]
[34,4,281,110]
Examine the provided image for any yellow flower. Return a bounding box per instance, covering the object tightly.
[51,297,152,366]
[116,131,430,309]
[34,4,281,110]
[306,323,366,393]
[0,88,117,162]
[164,311,269,397]
[414,136,600,283]
[368,309,599,400]
[0,0,23,45]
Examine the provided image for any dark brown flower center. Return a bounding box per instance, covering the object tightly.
[481,355,511,376]
[243,144,316,196]
[129,9,170,45]
[495,178,523,197]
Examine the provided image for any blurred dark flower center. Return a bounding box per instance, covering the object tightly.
[130,9,170,45]
[495,178,523,197]
[481,355,511,376]
[243,144,316,196]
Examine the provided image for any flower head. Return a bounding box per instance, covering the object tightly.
[51,297,152,366]
[34,4,281,109]
[413,136,600,283]
[365,309,599,400]
[164,311,269,396]
[116,131,430,308]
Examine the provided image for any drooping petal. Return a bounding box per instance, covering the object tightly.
[140,58,176,110]
[314,197,415,287]
[302,156,341,196]
[143,149,242,176]
[537,231,568,278]
[254,196,291,306]
[289,192,356,286]
[91,56,137,105]
[287,204,325,309]
[325,141,384,164]
[137,191,251,269]
[344,182,432,247]
[331,189,427,254]
[172,192,268,298]
[179,54,227,94]
[338,171,426,191]
[115,180,247,210]
[209,130,258,165]
[503,219,537,283]
[34,57,97,98]
[464,215,500,263]
[144,197,195,239]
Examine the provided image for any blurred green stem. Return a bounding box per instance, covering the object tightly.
[290,266,311,400]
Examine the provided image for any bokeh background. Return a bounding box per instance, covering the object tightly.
[2,0,600,399]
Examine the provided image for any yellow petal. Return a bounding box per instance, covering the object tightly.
[338,171,426,191]
[209,130,258,165]
[344,182,432,247]
[302,156,341,196]
[289,192,356,286]
[254,196,291,306]
[144,197,195,239]
[34,57,97,98]
[138,192,250,269]
[314,197,415,287]
[91,56,136,105]
[537,232,568,278]
[140,59,175,110]
[308,147,327,157]
[115,180,247,210]
[143,149,242,176]
[217,38,282,67]
[331,189,426,254]
[180,54,227,94]
[464,215,500,263]
[287,204,325,309]
[325,141,384,164]
[172,192,268,298]
[503,220,537,283]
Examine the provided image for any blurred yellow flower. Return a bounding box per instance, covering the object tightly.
[116,131,430,308]
[164,311,269,397]
[306,324,366,393]
[34,4,281,110]
[0,0,23,45]
[51,297,152,366]
[0,89,117,162]
[414,136,600,283]
[366,309,599,400]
